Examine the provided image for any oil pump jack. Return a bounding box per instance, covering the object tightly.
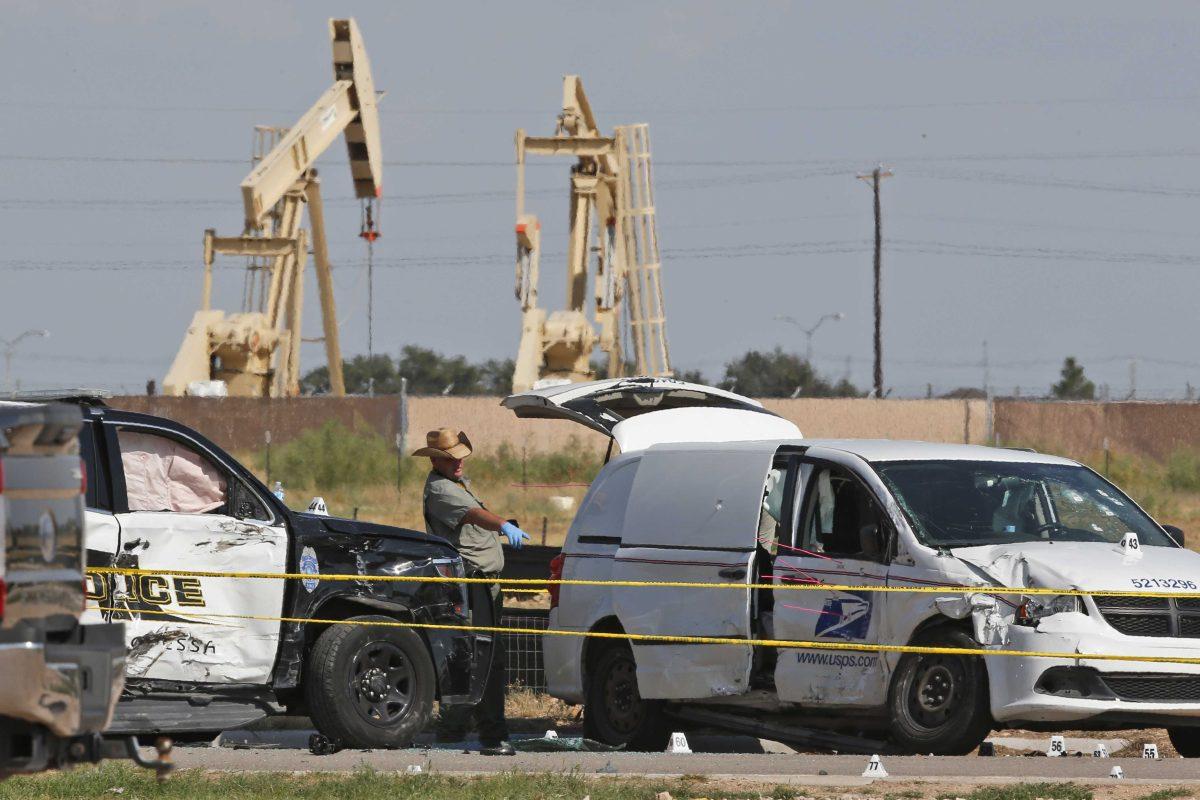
[512,75,672,393]
[163,18,382,398]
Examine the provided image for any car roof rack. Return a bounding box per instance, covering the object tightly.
[3,389,111,407]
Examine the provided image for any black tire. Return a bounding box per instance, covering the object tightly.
[583,642,671,751]
[888,628,992,755]
[1168,727,1200,757]
[305,614,435,749]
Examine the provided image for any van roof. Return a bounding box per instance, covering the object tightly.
[646,437,1080,466]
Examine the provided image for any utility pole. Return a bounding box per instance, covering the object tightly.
[982,340,991,397]
[983,340,994,444]
[857,166,892,398]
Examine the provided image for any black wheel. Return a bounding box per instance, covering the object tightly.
[1168,727,1200,757]
[583,642,670,751]
[888,628,992,755]
[305,615,434,749]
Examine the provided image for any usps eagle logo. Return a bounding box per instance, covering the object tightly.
[814,592,872,640]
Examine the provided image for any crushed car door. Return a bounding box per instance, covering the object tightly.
[772,455,893,707]
[106,422,287,684]
[610,443,775,699]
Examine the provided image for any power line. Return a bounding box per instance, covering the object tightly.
[7,146,1200,169]
[11,235,1200,272]
[9,93,1200,115]
[909,168,1200,198]
[0,168,845,212]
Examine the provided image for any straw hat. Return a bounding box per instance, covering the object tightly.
[412,428,473,460]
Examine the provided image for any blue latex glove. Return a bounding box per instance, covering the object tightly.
[500,521,531,549]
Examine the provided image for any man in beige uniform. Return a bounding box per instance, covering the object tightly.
[415,428,530,756]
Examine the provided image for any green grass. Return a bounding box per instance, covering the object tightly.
[0,764,780,800]
[936,784,1093,800]
[1133,790,1191,800]
[1,766,1125,800]
[2,765,654,800]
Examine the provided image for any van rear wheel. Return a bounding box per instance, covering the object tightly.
[584,642,670,751]
[888,628,992,755]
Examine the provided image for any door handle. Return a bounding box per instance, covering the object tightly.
[718,567,746,580]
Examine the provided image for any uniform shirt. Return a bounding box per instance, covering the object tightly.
[422,470,505,575]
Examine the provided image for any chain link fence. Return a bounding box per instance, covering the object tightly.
[500,611,549,692]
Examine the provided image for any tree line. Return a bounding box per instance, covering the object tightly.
[301,345,862,397]
[300,345,1097,399]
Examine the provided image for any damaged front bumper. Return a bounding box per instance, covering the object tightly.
[988,615,1200,726]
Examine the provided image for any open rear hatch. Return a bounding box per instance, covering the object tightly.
[502,376,801,451]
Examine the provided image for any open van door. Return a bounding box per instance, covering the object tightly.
[503,379,801,698]
[503,377,801,452]
[610,442,778,699]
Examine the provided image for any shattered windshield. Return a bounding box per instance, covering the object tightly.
[873,460,1175,548]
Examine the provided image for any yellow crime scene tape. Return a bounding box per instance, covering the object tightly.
[90,603,1200,666]
[88,565,1200,599]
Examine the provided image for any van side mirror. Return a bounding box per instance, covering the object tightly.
[1164,524,1186,548]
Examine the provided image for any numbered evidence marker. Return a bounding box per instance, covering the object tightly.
[1047,735,1066,757]
[1143,742,1160,760]
[308,496,329,515]
[1093,742,1110,758]
[405,765,423,774]
[861,755,888,778]
[1121,531,1142,557]
[544,730,559,739]
[1110,765,1125,779]
[668,732,692,754]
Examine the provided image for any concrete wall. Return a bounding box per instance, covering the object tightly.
[994,400,1200,462]
[107,395,989,455]
[762,398,987,445]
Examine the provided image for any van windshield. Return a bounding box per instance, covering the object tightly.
[873,460,1175,548]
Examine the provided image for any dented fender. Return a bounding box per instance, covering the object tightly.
[271,513,481,703]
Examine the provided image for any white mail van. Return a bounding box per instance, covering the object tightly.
[505,378,1200,755]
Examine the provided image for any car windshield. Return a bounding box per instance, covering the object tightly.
[873,459,1176,548]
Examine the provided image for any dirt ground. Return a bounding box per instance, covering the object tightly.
[990,727,1179,759]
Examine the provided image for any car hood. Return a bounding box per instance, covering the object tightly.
[951,540,1200,594]
[299,512,448,548]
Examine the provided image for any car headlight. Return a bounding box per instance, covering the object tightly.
[1016,594,1081,625]
[434,557,466,579]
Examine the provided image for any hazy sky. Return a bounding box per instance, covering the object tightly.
[6,2,1200,397]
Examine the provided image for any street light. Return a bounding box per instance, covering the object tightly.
[775,313,844,363]
[2,329,50,393]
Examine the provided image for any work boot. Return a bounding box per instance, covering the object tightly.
[479,739,516,756]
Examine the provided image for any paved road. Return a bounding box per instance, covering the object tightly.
[157,730,1200,785]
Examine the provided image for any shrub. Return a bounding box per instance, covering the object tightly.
[271,420,395,490]
[1166,449,1200,492]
